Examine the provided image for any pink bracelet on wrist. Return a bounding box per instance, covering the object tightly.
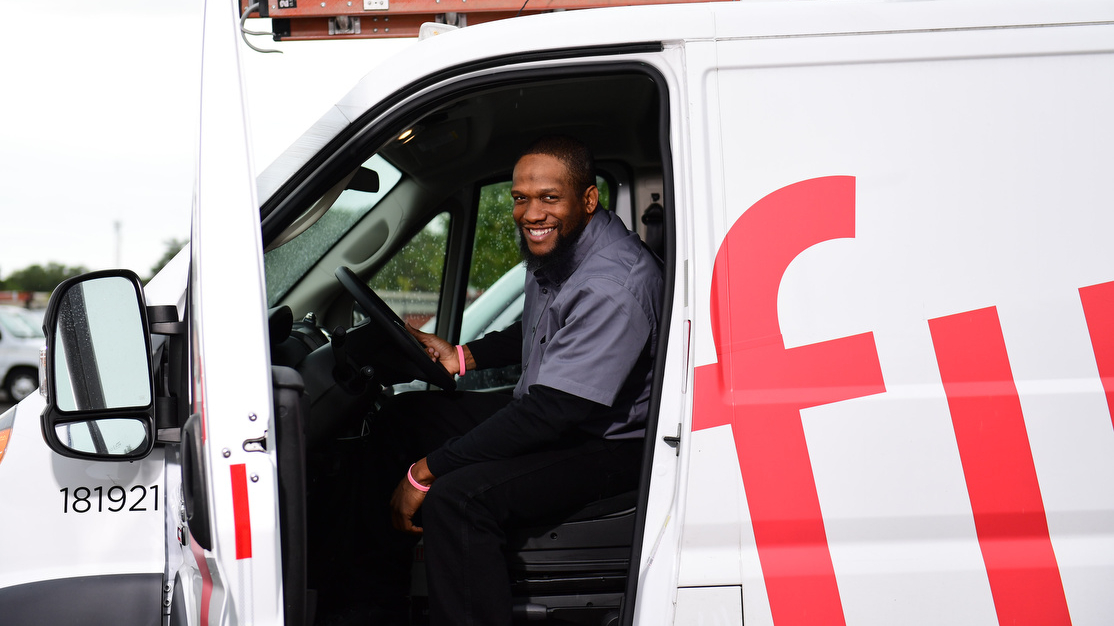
[407,463,430,492]
[456,344,466,376]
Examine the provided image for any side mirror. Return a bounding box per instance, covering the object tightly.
[40,270,155,461]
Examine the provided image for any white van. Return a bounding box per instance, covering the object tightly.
[2,0,1113,624]
[0,305,44,402]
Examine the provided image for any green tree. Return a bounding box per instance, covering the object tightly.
[0,262,88,293]
[469,182,521,292]
[370,213,450,294]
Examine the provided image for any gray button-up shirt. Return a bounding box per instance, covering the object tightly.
[516,209,662,438]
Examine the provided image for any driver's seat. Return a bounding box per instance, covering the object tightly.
[504,486,640,624]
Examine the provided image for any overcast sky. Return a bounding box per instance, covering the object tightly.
[0,0,415,281]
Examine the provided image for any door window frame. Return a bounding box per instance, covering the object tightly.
[259,58,678,626]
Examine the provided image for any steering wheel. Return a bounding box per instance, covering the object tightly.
[335,266,456,391]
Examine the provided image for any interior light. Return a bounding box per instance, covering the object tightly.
[398,128,414,142]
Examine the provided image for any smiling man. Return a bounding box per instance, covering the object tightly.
[513,141,599,272]
[374,135,662,625]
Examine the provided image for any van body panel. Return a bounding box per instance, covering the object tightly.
[0,393,165,590]
[680,12,1114,626]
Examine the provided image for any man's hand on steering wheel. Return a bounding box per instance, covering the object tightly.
[406,324,463,375]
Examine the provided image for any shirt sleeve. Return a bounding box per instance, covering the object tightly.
[465,320,523,370]
[425,384,602,476]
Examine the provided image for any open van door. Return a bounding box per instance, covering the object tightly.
[172,0,289,623]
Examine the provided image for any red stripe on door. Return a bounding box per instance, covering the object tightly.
[230,463,253,560]
[928,307,1070,625]
[1079,281,1114,428]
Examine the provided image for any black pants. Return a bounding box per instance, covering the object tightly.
[374,390,643,626]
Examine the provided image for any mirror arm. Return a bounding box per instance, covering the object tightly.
[149,305,188,336]
[148,305,188,442]
[151,322,187,335]
[150,320,187,335]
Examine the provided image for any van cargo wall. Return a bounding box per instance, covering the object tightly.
[680,19,1114,626]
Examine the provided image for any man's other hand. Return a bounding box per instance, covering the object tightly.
[390,457,435,535]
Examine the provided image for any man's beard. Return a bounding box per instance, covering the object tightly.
[518,223,585,275]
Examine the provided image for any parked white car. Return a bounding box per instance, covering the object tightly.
[0,305,43,401]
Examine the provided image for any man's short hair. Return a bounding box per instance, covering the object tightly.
[519,135,597,196]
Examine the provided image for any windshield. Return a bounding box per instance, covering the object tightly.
[264,155,402,305]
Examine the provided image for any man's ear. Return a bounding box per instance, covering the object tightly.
[584,185,599,214]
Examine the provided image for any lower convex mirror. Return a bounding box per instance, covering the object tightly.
[55,418,150,457]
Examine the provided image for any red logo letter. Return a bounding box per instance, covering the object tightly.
[693,176,885,626]
[928,307,1070,625]
[1080,281,1114,428]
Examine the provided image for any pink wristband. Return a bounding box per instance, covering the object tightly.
[407,463,430,492]
[456,344,466,376]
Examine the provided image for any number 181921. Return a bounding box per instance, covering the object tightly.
[60,485,160,513]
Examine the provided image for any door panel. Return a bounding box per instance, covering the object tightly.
[184,0,284,623]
